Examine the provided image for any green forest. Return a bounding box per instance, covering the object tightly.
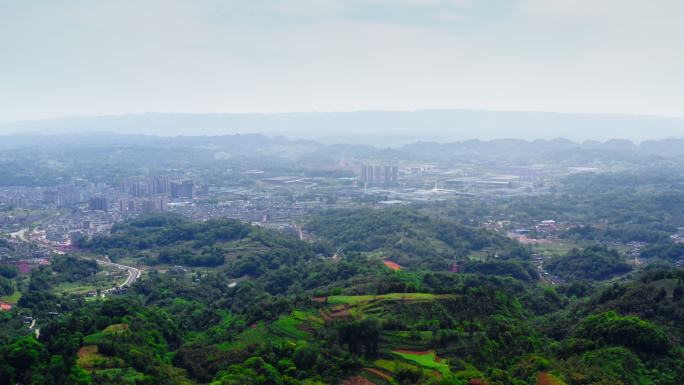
[2,209,684,384]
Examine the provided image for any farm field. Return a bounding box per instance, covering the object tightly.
[382,259,401,271]
[529,239,583,257]
[78,324,132,372]
[391,350,450,376]
[326,293,445,305]
[0,291,21,304]
[537,371,567,385]
[218,309,323,351]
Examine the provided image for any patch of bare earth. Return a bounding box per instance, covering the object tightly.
[342,376,376,385]
[382,259,401,271]
[537,372,563,385]
[393,349,432,355]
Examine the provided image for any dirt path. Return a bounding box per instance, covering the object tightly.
[363,368,393,382]
[28,318,40,338]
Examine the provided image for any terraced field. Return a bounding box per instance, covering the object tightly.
[326,292,446,305]
[310,292,476,383]
[391,349,450,375]
[219,309,324,351]
[363,350,450,384]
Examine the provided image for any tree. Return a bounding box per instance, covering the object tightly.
[673,282,684,301]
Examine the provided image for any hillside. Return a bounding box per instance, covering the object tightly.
[305,208,535,280]
[4,213,684,384]
[545,246,632,281]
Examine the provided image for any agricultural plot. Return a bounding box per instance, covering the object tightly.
[218,322,274,351]
[77,345,104,370]
[382,259,401,271]
[372,358,419,373]
[0,291,21,305]
[365,351,449,384]
[269,310,323,339]
[537,371,567,385]
[362,367,393,384]
[326,293,444,305]
[219,310,323,351]
[379,330,434,351]
[103,323,129,333]
[530,240,584,258]
[83,323,130,345]
[391,349,450,376]
[77,343,125,371]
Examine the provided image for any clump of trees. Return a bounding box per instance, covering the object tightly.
[545,245,631,281]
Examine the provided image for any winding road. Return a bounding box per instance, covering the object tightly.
[96,259,141,293]
[11,227,143,338]
[28,318,39,339]
[17,227,142,294]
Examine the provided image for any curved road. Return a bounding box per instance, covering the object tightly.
[13,227,142,338]
[18,227,142,294]
[95,259,141,293]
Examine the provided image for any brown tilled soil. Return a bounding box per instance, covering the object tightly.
[536,372,563,385]
[319,308,332,322]
[382,259,401,271]
[342,376,376,385]
[393,349,433,355]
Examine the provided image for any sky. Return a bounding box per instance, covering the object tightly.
[1,0,683,122]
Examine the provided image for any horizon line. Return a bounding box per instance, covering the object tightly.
[3,108,684,125]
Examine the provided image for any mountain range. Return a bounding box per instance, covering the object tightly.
[3,109,684,146]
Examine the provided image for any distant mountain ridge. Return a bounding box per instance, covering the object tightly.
[2,109,684,145]
[3,132,684,162]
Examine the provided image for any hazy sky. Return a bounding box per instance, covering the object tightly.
[1,0,683,122]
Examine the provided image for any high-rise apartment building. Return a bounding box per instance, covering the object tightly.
[88,197,108,211]
[181,180,194,199]
[391,165,398,185]
[373,165,382,184]
[360,164,399,186]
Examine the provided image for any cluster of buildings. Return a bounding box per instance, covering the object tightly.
[360,164,399,186]
[0,175,201,246]
[88,197,109,211]
[118,197,168,214]
[121,176,171,196]
[121,176,194,199]
[43,185,82,207]
[534,220,559,235]
[43,210,120,243]
[172,198,316,224]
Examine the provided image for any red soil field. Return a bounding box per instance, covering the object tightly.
[342,376,376,385]
[382,259,401,271]
[393,349,432,355]
[537,372,563,385]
